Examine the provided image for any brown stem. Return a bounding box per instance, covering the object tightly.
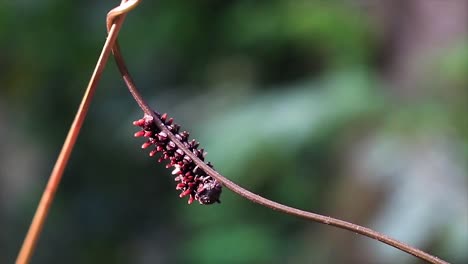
[15,3,134,264]
[107,4,449,264]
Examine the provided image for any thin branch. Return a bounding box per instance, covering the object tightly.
[107,4,449,264]
[15,2,137,264]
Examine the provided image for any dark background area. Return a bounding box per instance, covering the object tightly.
[1,0,467,263]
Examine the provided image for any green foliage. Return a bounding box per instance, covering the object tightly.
[1,1,466,263]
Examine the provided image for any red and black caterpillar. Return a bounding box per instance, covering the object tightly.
[133,112,222,205]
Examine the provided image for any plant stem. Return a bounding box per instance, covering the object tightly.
[108,5,449,264]
[15,3,133,264]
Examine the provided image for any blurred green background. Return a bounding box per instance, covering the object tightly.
[1,0,467,263]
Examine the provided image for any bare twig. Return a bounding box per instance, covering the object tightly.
[15,2,139,264]
[107,2,448,264]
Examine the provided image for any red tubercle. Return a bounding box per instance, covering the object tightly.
[184,175,194,181]
[141,142,152,149]
[156,145,164,152]
[187,196,195,204]
[133,119,145,126]
[179,189,191,198]
[134,131,145,137]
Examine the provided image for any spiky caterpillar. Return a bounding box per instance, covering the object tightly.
[133,112,222,205]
